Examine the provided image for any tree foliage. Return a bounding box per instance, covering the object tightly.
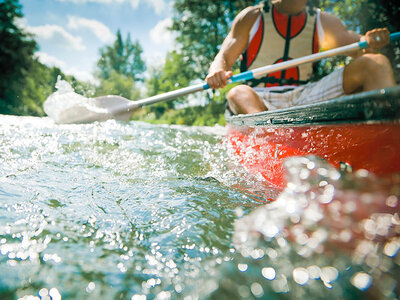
[1,0,399,123]
[97,30,146,82]
[94,71,140,100]
[0,0,90,116]
[94,30,145,102]
[142,50,196,117]
[146,51,195,98]
[171,0,256,79]
[19,61,64,116]
[0,0,37,114]
[145,51,195,117]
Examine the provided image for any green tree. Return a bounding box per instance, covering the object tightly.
[95,71,140,100]
[19,61,63,116]
[171,0,256,80]
[142,0,254,125]
[135,50,233,125]
[146,51,195,98]
[19,60,94,116]
[0,0,37,114]
[143,51,195,118]
[97,30,146,82]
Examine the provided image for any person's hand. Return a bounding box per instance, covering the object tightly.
[205,70,233,89]
[364,28,390,51]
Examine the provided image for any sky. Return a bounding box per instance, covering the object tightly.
[20,0,175,83]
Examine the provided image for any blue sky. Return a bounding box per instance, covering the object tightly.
[20,0,174,83]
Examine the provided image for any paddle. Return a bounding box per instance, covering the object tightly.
[45,32,400,124]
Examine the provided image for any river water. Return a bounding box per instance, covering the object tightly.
[0,115,399,299]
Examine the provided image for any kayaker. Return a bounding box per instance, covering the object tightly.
[205,0,396,115]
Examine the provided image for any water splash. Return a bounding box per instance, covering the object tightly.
[1,115,398,299]
[43,76,108,124]
[54,75,75,93]
[228,156,400,299]
[0,115,274,299]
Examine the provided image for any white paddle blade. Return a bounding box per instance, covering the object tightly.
[44,92,134,124]
[43,77,137,124]
[93,96,135,122]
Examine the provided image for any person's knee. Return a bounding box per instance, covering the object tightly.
[227,85,247,114]
[227,85,252,102]
[359,53,392,73]
[227,85,266,114]
[227,85,251,108]
[344,53,395,93]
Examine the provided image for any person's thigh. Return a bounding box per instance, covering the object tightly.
[343,53,395,93]
[294,68,345,106]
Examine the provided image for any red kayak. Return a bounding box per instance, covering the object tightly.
[226,86,400,188]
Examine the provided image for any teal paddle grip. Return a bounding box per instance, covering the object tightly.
[229,71,254,83]
[359,31,400,49]
[203,70,255,90]
[390,32,400,42]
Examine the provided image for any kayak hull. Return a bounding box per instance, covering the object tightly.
[226,87,400,188]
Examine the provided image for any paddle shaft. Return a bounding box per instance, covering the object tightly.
[114,32,400,116]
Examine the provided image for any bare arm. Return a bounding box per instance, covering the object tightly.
[320,12,390,57]
[319,11,360,57]
[206,6,261,89]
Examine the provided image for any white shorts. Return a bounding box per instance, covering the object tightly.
[254,67,345,110]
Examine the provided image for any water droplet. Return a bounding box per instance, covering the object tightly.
[386,195,398,208]
[49,288,62,300]
[262,267,276,280]
[250,282,264,297]
[351,272,372,291]
[132,295,146,300]
[321,266,339,283]
[156,291,171,300]
[238,263,248,272]
[38,288,48,297]
[238,285,250,298]
[383,240,400,257]
[307,265,321,279]
[293,267,310,285]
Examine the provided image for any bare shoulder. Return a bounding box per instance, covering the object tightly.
[319,11,360,48]
[319,11,345,31]
[232,5,262,32]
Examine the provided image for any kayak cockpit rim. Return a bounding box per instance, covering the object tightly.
[225,86,400,127]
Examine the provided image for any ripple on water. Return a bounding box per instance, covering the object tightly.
[0,115,274,299]
[0,115,398,299]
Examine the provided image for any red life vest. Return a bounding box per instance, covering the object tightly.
[240,3,320,88]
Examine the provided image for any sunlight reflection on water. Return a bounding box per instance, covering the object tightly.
[230,156,399,299]
[0,115,398,299]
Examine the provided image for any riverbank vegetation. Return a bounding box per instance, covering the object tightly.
[0,0,399,125]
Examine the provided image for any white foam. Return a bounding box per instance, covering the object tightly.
[43,76,108,124]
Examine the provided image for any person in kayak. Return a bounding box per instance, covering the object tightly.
[205,0,396,115]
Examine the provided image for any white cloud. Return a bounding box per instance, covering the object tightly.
[27,24,85,51]
[143,52,166,69]
[35,52,67,69]
[67,15,114,43]
[34,52,95,83]
[129,0,140,9]
[56,0,167,15]
[150,18,173,46]
[146,0,167,15]
[63,67,96,83]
